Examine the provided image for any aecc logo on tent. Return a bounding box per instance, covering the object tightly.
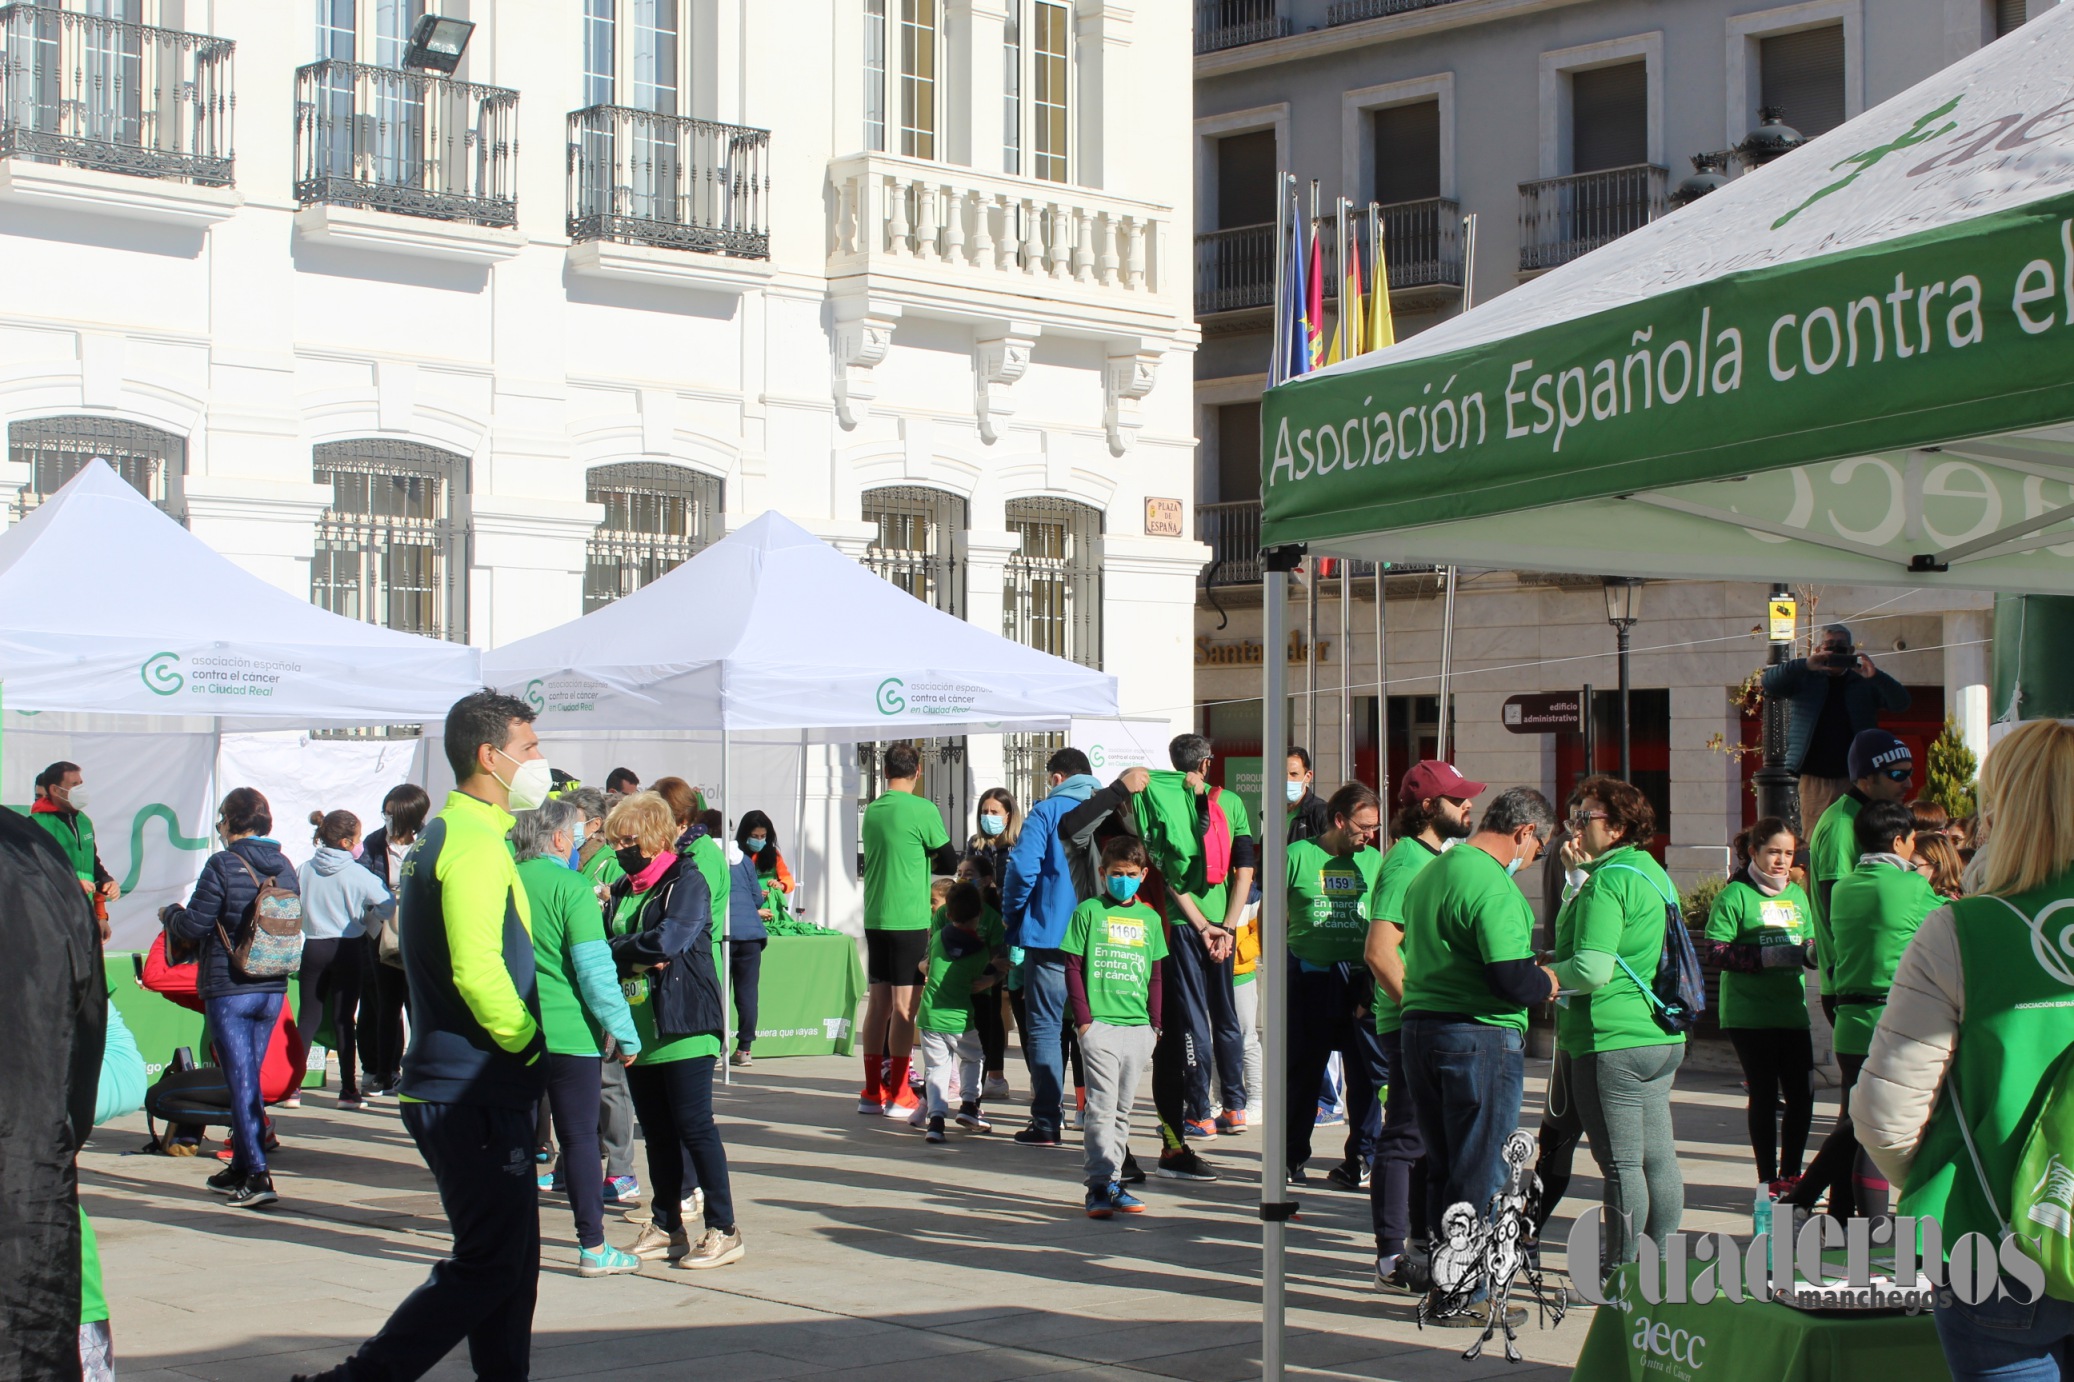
[876,678,907,715]
[140,652,184,696]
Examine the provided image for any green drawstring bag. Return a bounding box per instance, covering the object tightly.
[2009,1050,2074,1300]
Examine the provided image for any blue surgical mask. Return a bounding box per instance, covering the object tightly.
[746,836,767,854]
[1286,780,1305,803]
[1106,874,1142,902]
[1506,857,1526,878]
[979,814,1007,837]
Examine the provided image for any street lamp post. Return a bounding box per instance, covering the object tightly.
[1753,585,1801,829]
[1603,578,1644,783]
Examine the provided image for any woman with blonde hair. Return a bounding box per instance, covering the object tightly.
[601,791,743,1271]
[1855,719,2074,1380]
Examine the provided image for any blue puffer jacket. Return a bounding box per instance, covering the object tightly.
[1002,775,1099,951]
[164,837,301,1000]
[608,856,724,1042]
[727,854,770,942]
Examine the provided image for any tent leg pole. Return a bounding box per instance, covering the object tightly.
[1375,575,1388,806]
[1338,565,1351,783]
[722,728,733,1088]
[1436,566,1458,757]
[1261,555,1296,1382]
[1305,569,1318,757]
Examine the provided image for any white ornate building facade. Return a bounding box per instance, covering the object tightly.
[0,0,1202,925]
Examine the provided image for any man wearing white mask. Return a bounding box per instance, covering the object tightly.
[31,761,118,934]
[1285,748,1333,845]
[301,690,550,1382]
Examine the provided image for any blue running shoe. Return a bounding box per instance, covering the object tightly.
[1084,1185,1114,1219]
[1107,1184,1146,1215]
[603,1175,642,1206]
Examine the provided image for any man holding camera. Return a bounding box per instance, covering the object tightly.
[1760,624,1910,833]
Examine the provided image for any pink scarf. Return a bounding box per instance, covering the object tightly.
[627,850,676,894]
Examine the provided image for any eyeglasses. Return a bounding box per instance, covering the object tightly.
[1567,810,1608,828]
[609,834,642,849]
[1882,768,1913,782]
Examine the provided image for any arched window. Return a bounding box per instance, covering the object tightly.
[585,461,722,611]
[8,416,186,520]
[859,483,969,844]
[1004,496,1102,809]
[311,439,468,642]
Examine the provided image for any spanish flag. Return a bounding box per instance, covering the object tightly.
[1304,220,1326,371]
[1328,218,1364,365]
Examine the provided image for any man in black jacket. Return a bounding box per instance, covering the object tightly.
[1285,747,1333,844]
[0,804,105,1381]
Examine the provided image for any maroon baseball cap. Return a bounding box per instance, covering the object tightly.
[1398,760,1488,805]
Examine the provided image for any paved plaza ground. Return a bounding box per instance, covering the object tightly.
[84,1049,1784,1382]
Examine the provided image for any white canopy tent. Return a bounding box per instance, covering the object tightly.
[1253,10,2074,1374]
[482,508,1119,740]
[484,509,1121,1079]
[0,459,481,941]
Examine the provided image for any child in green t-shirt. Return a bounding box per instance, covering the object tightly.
[916,883,1000,1143]
[1065,836,1169,1219]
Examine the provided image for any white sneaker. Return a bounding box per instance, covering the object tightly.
[680,1188,705,1222]
[983,1075,1011,1101]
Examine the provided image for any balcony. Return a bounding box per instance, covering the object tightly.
[1193,198,1462,319]
[1326,0,1466,24]
[1518,163,1665,273]
[567,106,768,258]
[0,3,236,225]
[1199,499,1263,586]
[1196,222,1274,315]
[828,152,1172,336]
[293,59,518,260]
[1196,0,1290,53]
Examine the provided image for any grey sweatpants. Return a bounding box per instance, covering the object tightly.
[599,1050,636,1180]
[1080,1021,1156,1188]
[1575,1041,1685,1267]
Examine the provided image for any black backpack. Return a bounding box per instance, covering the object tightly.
[1597,864,1707,1035]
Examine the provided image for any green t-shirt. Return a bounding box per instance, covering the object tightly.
[1829,858,1939,1056]
[1806,792,1863,983]
[688,833,730,937]
[862,789,950,932]
[1400,844,1537,1033]
[580,845,626,889]
[518,855,610,1056]
[1553,846,1685,1055]
[1162,786,1255,929]
[1369,836,1443,1035]
[1703,879,1813,1030]
[608,873,722,1065]
[1064,893,1169,1026]
[918,922,995,1033]
[1285,838,1383,966]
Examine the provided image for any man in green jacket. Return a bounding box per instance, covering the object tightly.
[29,762,118,930]
[1805,729,1913,1023]
[300,690,550,1382]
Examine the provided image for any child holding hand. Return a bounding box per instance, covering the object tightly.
[916,882,999,1144]
[1065,837,1166,1218]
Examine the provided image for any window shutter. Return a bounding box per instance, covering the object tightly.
[1759,25,1846,139]
[1372,100,1441,205]
[1215,129,1277,229]
[1570,62,1647,173]
[1996,0,2027,37]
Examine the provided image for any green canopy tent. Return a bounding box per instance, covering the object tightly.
[1248,8,2074,1374]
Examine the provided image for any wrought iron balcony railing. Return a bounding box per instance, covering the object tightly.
[1326,0,1468,25]
[1199,499,1263,586]
[1518,163,1665,273]
[1195,222,1274,314]
[1196,0,1290,53]
[566,105,769,259]
[0,3,233,186]
[1194,198,1463,316]
[294,59,517,227]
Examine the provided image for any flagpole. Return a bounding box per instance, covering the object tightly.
[1304,180,1320,753]
[1270,172,1289,386]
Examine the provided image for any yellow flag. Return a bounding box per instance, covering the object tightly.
[1366,221,1395,352]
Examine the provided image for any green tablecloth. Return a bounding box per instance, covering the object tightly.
[1572,1261,1950,1382]
[740,932,865,1057]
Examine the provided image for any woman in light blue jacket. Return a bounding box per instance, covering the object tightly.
[297,809,393,1110]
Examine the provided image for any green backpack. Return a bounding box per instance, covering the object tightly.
[1950,896,2074,1302]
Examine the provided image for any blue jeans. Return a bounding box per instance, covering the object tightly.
[1401,1016,1525,1234]
[1935,1278,2074,1382]
[206,990,282,1175]
[1021,949,1068,1133]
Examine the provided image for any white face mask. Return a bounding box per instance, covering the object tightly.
[61,784,89,811]
[493,748,553,812]
[1286,780,1305,803]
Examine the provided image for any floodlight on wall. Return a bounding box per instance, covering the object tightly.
[403,14,474,74]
